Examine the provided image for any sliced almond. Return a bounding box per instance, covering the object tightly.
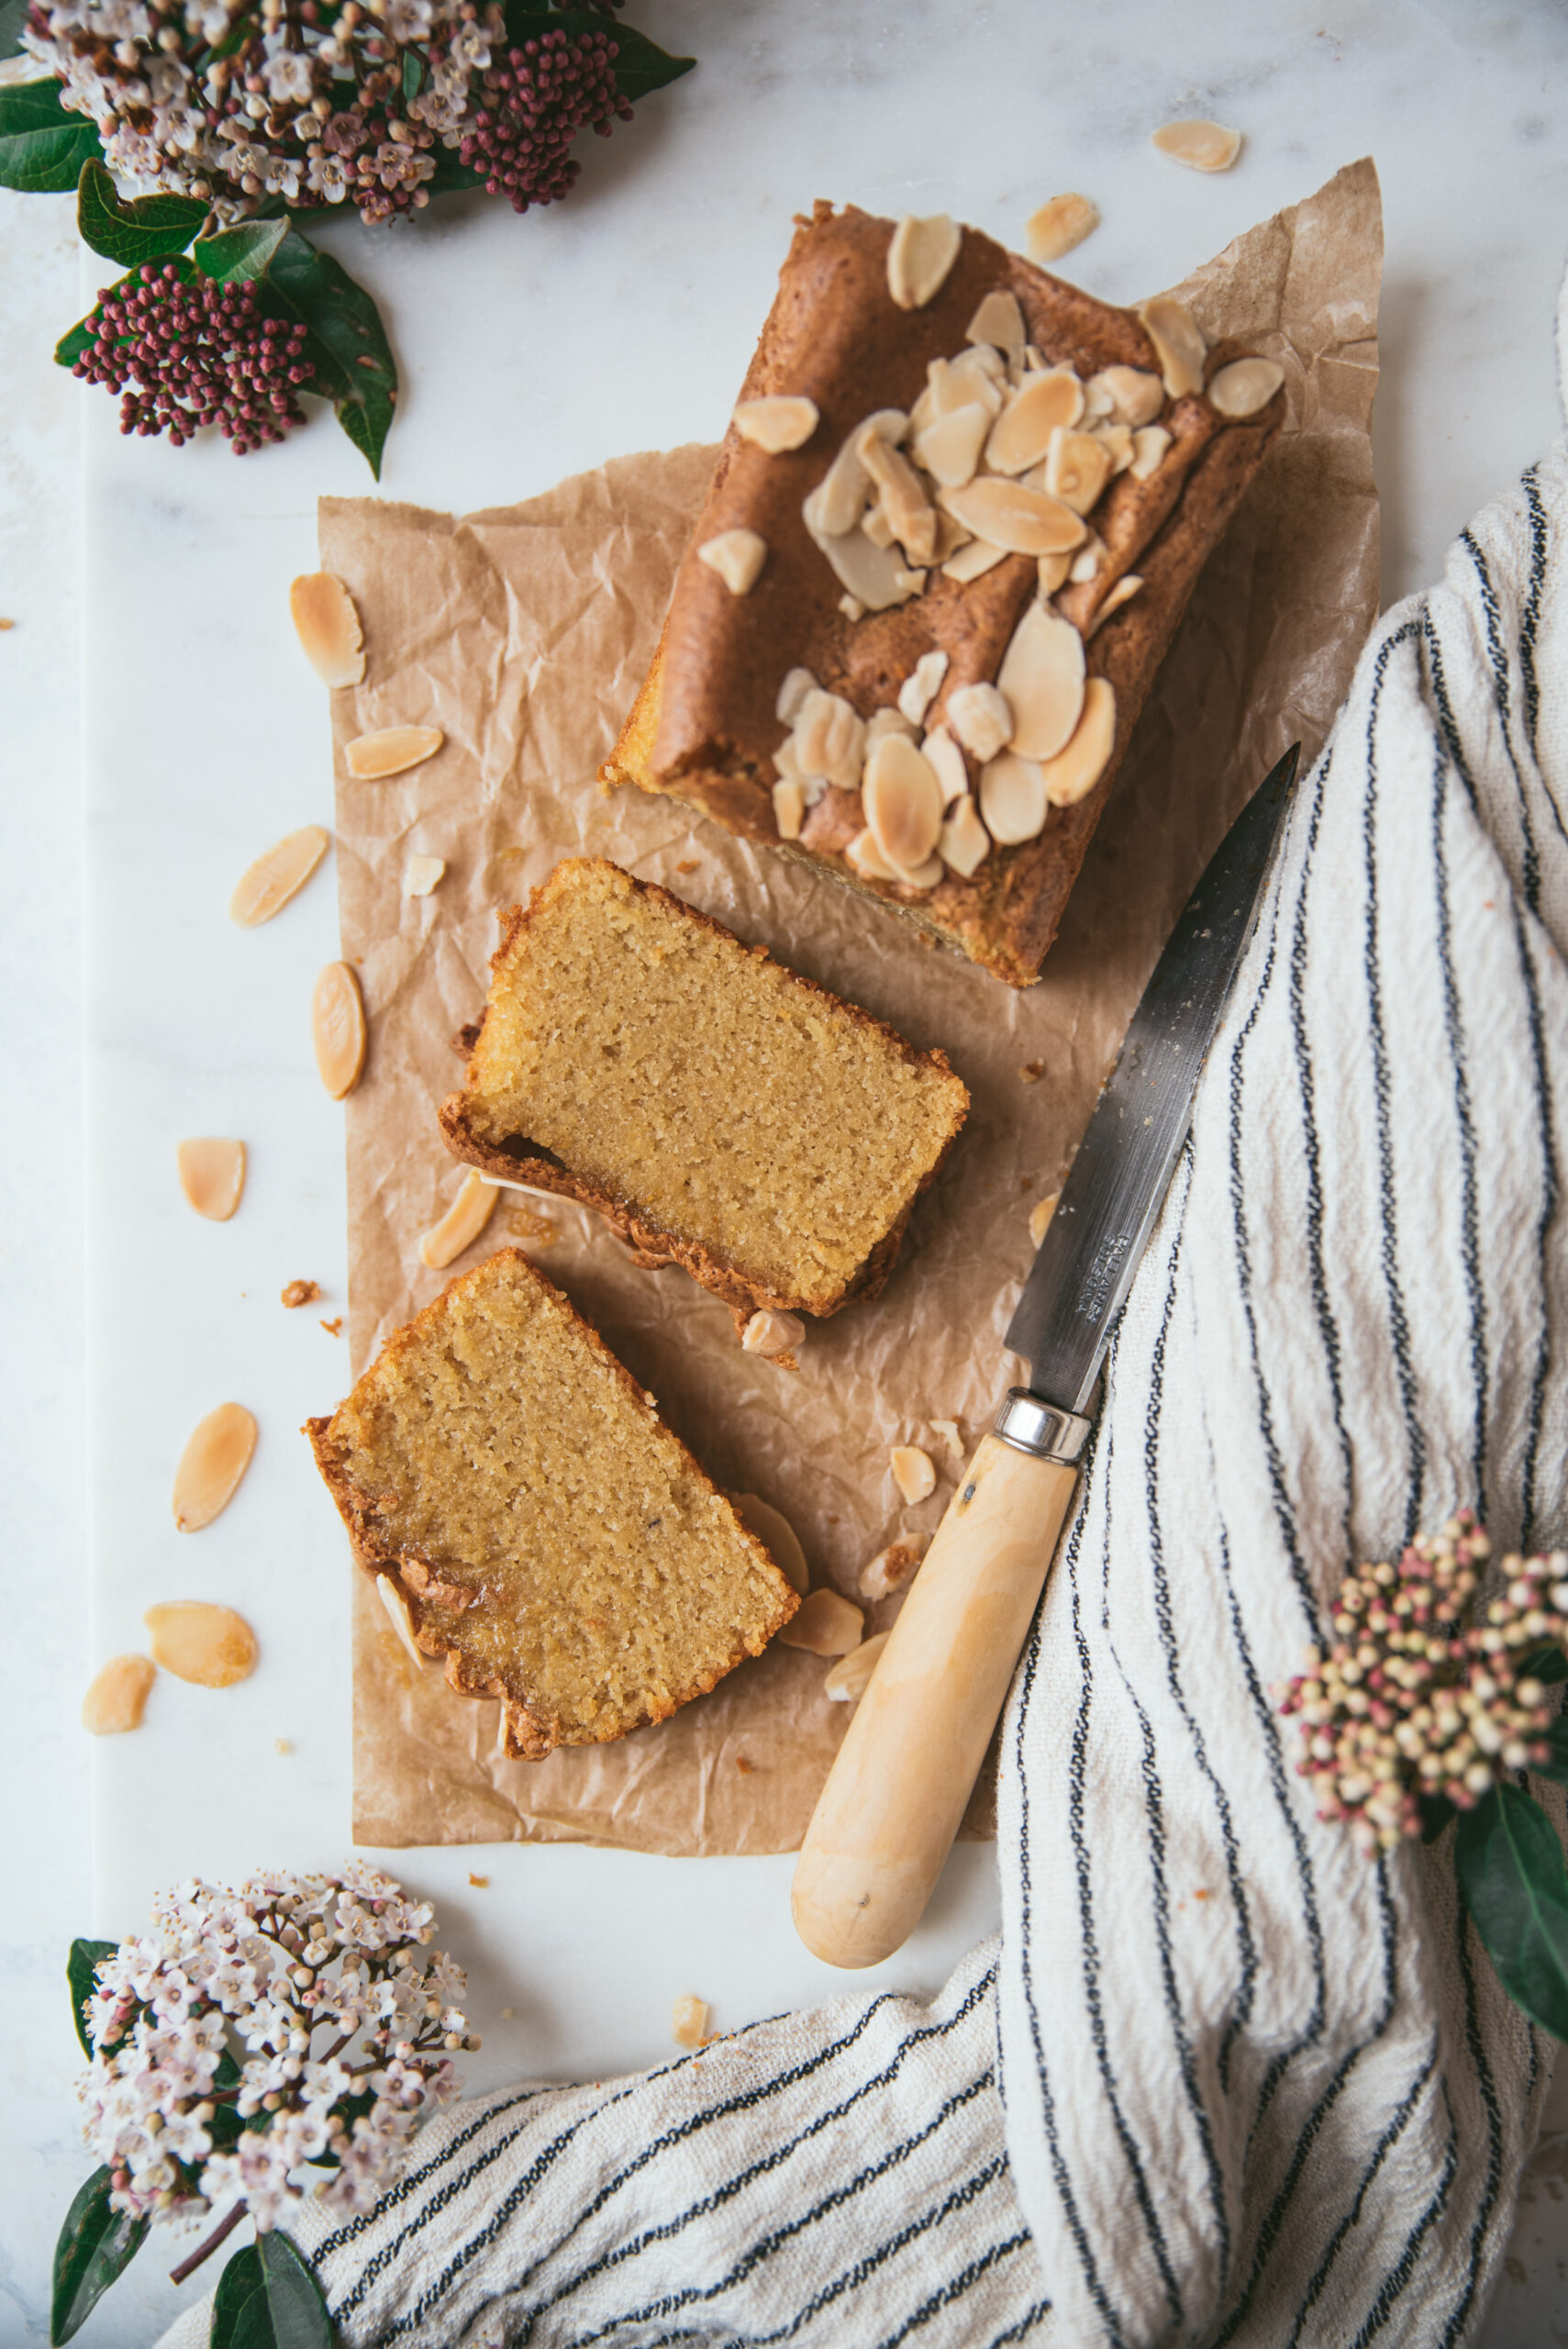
[840,594,867,622]
[858,430,938,566]
[377,1574,426,1668]
[779,1587,864,1655]
[1207,356,1285,419]
[939,795,991,878]
[980,751,1049,847]
[939,477,1086,557]
[865,707,917,747]
[405,854,447,898]
[82,1654,157,1736]
[947,682,1015,765]
[805,409,905,539]
[887,213,962,309]
[228,825,330,928]
[773,777,806,841]
[824,1632,891,1703]
[729,1492,808,1593]
[1041,427,1113,518]
[697,529,767,596]
[419,1170,498,1270]
[1081,376,1115,423]
[984,370,1084,473]
[913,400,992,490]
[1089,574,1144,636]
[941,538,1009,584]
[1089,365,1165,428]
[863,733,944,872]
[1095,423,1136,473]
[897,651,950,729]
[793,689,866,791]
[172,1402,256,1531]
[1138,295,1207,399]
[1040,676,1117,807]
[1024,192,1099,265]
[930,1419,963,1461]
[313,962,367,1100]
[890,852,944,892]
[144,1601,258,1688]
[890,1444,936,1505]
[290,572,364,687]
[862,502,896,551]
[1029,1189,1062,1248]
[922,351,1006,424]
[860,1542,925,1601]
[177,1137,246,1222]
[997,602,1085,762]
[847,829,900,885]
[966,287,1027,361]
[672,1994,710,2050]
[1129,425,1172,481]
[740,1308,806,1361]
[1037,550,1073,597]
[344,724,442,781]
[921,726,969,807]
[812,522,920,615]
[1070,531,1107,584]
[1152,117,1241,173]
[732,395,819,452]
[776,666,817,725]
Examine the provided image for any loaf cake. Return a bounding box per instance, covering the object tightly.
[602,201,1287,986]
[306,1248,798,1759]
[439,858,969,1327]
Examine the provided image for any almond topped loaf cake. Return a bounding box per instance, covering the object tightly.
[439,858,968,1331]
[603,200,1287,986]
[306,1249,798,1759]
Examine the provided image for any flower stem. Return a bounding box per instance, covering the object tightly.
[169,2199,246,2287]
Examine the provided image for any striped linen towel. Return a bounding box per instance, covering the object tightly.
[161,314,1568,2349]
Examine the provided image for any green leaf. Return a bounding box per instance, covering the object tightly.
[1456,1780,1568,2043]
[0,77,104,193]
[211,2234,334,2349]
[1522,1642,1568,1686]
[1418,1792,1456,1844]
[0,0,29,61]
[67,1939,119,2057]
[77,158,206,266]
[400,47,424,103]
[50,2167,148,2345]
[264,223,396,477]
[192,216,290,284]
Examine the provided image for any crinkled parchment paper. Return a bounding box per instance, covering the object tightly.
[322,158,1381,1854]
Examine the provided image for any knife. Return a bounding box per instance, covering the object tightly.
[792,742,1302,1968]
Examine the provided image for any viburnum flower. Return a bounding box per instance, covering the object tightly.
[458,21,631,212]
[70,261,313,451]
[1278,1511,1568,1852]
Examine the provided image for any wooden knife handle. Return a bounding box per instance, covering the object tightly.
[792,1431,1079,1969]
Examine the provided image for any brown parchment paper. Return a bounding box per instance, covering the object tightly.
[323,158,1382,1854]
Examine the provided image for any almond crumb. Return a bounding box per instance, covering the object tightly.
[890,1445,936,1505]
[735,1754,754,1775]
[274,1738,292,1754]
[281,1278,322,1308]
[672,1994,710,2050]
[1019,1060,1044,1083]
[675,859,700,874]
[468,1873,489,1888]
[320,1316,344,1336]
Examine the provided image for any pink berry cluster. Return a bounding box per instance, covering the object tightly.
[71,262,312,451]
[1279,1510,1568,1853]
[458,22,629,211]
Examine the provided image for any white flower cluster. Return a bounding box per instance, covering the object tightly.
[78,1866,476,2229]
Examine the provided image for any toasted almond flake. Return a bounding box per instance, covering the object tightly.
[82,1653,157,1735]
[947,682,1014,764]
[773,777,806,840]
[377,1574,426,1668]
[1040,676,1117,807]
[939,476,1086,557]
[144,1600,258,1688]
[1090,365,1165,428]
[697,528,767,596]
[228,824,330,928]
[1152,117,1242,173]
[824,1632,891,1703]
[290,572,364,687]
[805,409,904,540]
[672,1994,710,2049]
[1037,549,1073,597]
[863,732,944,871]
[941,538,1009,584]
[1025,192,1099,265]
[921,725,969,807]
[1081,376,1115,422]
[776,666,817,725]
[177,1137,246,1222]
[890,1444,937,1505]
[895,651,950,729]
[344,725,443,781]
[1070,531,1108,583]
[887,213,962,309]
[857,429,939,566]
[846,828,900,884]
[863,501,895,550]
[997,602,1085,762]
[1095,423,1136,473]
[840,593,867,621]
[966,287,1027,360]
[741,1307,806,1361]
[172,1402,256,1531]
[923,351,1006,424]
[892,566,929,598]
[894,852,945,892]
[860,1542,926,1601]
[813,520,920,615]
[980,751,1049,847]
[1207,356,1285,418]
[403,854,447,900]
[1129,425,1172,480]
[313,961,367,1100]
[931,1418,964,1461]
[1138,295,1207,398]
[912,400,992,490]
[793,689,866,791]
[732,395,819,451]
[419,1170,498,1269]
[729,1492,809,1592]
[1041,426,1113,518]
[779,1587,864,1654]
[1030,1190,1062,1247]
[1089,573,1144,635]
[985,369,1084,473]
[939,794,991,877]
[866,707,917,747]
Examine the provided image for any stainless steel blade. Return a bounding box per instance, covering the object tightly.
[1006,742,1300,1413]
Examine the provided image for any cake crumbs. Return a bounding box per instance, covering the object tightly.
[735,1753,754,1775]
[282,1278,323,1308]
[675,859,700,874]
[468,1872,489,1888]
[1193,1887,1211,1900]
[320,1316,344,1336]
[1019,1060,1044,1083]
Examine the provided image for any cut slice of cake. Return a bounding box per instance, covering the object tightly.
[306,1248,798,1759]
[438,858,969,1327]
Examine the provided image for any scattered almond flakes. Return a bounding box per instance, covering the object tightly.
[290,572,365,686]
[728,1492,809,1593]
[1030,1191,1062,1248]
[1025,192,1099,265]
[672,1994,710,2050]
[320,1316,344,1337]
[740,1308,804,1362]
[890,1445,937,1505]
[468,1873,489,1888]
[376,1574,424,1669]
[344,724,443,781]
[313,962,368,1100]
[172,1402,256,1531]
[860,1542,924,1601]
[1151,118,1242,173]
[144,1601,258,1688]
[1019,1060,1044,1084]
[778,1587,864,1655]
[930,1419,963,1462]
[82,1654,157,1735]
[419,1169,498,1270]
[886,212,962,309]
[405,854,447,897]
[824,1632,890,1704]
[281,1278,322,1308]
[229,825,331,928]
[178,1137,246,1221]
[697,529,768,596]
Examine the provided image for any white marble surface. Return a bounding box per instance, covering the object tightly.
[5,2,1568,2341]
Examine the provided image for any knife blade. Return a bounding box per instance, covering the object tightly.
[792,743,1301,1969]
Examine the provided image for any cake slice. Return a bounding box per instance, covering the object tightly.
[306,1248,798,1759]
[439,858,969,1328]
[602,200,1287,986]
